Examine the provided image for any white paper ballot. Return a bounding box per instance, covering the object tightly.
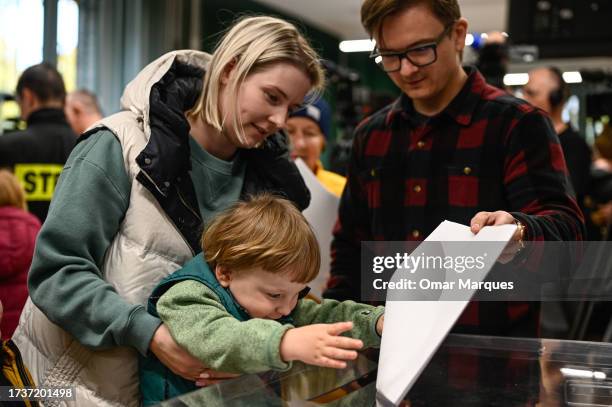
[376,220,517,406]
[295,158,340,298]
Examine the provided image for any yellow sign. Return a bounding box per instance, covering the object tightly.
[13,163,64,201]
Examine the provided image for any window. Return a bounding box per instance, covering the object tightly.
[0,0,77,133]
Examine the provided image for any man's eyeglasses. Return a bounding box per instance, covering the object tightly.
[370,23,454,72]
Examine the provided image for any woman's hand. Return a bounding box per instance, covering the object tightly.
[376,315,384,336]
[279,321,363,369]
[149,324,239,387]
[150,324,206,381]
[150,324,240,386]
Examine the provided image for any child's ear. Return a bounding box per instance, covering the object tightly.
[215,265,232,287]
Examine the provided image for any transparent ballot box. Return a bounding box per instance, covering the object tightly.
[157,334,612,406]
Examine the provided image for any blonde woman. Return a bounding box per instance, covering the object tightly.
[12,16,325,407]
[0,170,40,340]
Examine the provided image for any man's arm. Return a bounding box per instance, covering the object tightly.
[505,112,584,240]
[472,111,585,241]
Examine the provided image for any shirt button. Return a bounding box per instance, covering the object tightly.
[463,166,472,175]
[417,141,425,149]
[413,185,422,193]
[164,181,170,187]
[412,229,420,238]
[144,157,152,165]
[370,169,376,177]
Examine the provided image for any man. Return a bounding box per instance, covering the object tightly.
[287,98,346,197]
[0,63,76,222]
[64,89,103,135]
[325,0,584,336]
[522,67,594,238]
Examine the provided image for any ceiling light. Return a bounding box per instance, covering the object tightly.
[339,39,375,53]
[561,368,607,380]
[465,33,474,46]
[503,73,529,86]
[563,71,582,83]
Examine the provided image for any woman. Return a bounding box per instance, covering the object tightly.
[287,98,346,197]
[0,170,40,340]
[13,16,324,406]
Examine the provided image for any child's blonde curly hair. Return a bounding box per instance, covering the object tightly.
[202,193,320,283]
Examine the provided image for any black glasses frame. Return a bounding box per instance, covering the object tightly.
[370,23,454,72]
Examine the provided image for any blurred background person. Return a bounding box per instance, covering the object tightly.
[476,31,509,91]
[523,67,597,339]
[591,123,612,238]
[287,98,346,197]
[523,67,596,239]
[0,63,76,223]
[64,89,103,135]
[0,169,40,340]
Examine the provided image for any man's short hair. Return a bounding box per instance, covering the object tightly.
[361,0,461,39]
[70,89,103,116]
[16,62,66,103]
[202,194,321,283]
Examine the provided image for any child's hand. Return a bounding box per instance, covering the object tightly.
[280,321,363,369]
[376,315,384,336]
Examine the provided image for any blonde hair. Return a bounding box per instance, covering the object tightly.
[190,16,326,145]
[202,194,320,283]
[0,170,27,210]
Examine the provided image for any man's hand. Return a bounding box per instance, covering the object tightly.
[470,210,524,263]
[279,321,363,369]
[150,324,239,386]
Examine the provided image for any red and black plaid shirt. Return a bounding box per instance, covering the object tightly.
[325,68,584,336]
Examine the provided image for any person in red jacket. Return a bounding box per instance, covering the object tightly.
[0,169,40,339]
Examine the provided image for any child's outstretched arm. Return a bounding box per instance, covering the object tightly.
[292,299,385,348]
[279,321,363,369]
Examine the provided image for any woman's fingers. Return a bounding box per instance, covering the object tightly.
[202,370,240,380]
[195,370,240,387]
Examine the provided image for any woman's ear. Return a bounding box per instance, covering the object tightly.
[220,58,238,85]
[215,265,232,287]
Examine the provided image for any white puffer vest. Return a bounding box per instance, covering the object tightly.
[12,50,211,407]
